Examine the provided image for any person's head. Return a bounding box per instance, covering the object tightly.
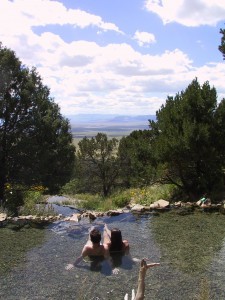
[110,228,123,252]
[90,228,101,244]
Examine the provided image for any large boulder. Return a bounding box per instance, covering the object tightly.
[150,199,170,210]
[131,204,147,213]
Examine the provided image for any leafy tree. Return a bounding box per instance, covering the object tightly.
[118,130,157,188]
[214,99,225,166]
[0,43,75,206]
[77,133,119,196]
[149,78,222,200]
[219,26,225,59]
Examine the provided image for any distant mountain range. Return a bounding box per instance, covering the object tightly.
[67,114,156,124]
[66,114,156,138]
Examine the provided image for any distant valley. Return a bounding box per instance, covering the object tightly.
[67,114,156,138]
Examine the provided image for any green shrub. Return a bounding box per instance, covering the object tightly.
[60,179,80,195]
[4,186,24,215]
[128,184,176,205]
[78,194,104,211]
[58,184,177,212]
[112,193,130,208]
[76,193,118,211]
[19,190,55,216]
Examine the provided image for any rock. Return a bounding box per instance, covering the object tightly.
[201,204,220,213]
[88,212,97,220]
[107,209,123,216]
[157,199,170,208]
[68,213,81,222]
[0,213,7,227]
[0,213,7,222]
[131,204,146,213]
[82,212,89,218]
[11,217,27,226]
[19,215,33,220]
[96,212,105,217]
[150,199,170,210]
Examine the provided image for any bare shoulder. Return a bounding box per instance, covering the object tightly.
[123,239,129,246]
[103,242,111,249]
[103,243,110,251]
[123,240,130,251]
[82,244,92,256]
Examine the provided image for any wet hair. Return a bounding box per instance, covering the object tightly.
[90,229,101,244]
[110,228,123,252]
[110,252,123,267]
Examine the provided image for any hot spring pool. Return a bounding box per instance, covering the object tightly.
[1,211,225,299]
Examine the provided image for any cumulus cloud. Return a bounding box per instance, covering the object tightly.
[0,0,122,34]
[0,0,224,115]
[38,38,223,114]
[144,0,225,26]
[133,30,156,46]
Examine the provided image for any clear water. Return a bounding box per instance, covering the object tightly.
[1,208,225,299]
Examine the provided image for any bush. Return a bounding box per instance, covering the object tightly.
[77,194,118,211]
[112,192,130,208]
[19,191,43,214]
[58,184,177,212]
[60,179,81,195]
[4,185,24,215]
[129,184,176,205]
[19,190,55,216]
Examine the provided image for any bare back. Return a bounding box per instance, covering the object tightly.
[82,241,108,258]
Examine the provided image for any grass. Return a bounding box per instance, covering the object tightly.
[18,191,56,217]
[60,184,175,211]
[151,210,225,274]
[129,184,175,205]
[73,193,115,211]
[198,278,210,300]
[0,227,46,275]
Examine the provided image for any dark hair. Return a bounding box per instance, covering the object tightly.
[110,228,123,252]
[90,229,101,244]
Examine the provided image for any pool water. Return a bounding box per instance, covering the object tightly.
[0,212,225,299]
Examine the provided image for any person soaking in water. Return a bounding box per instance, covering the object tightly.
[103,223,130,253]
[66,227,109,270]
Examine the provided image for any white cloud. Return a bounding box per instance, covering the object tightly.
[0,0,224,115]
[0,0,122,34]
[133,30,156,46]
[144,0,225,26]
[33,37,223,115]
[1,24,224,115]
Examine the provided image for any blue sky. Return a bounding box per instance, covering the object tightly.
[0,0,225,116]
